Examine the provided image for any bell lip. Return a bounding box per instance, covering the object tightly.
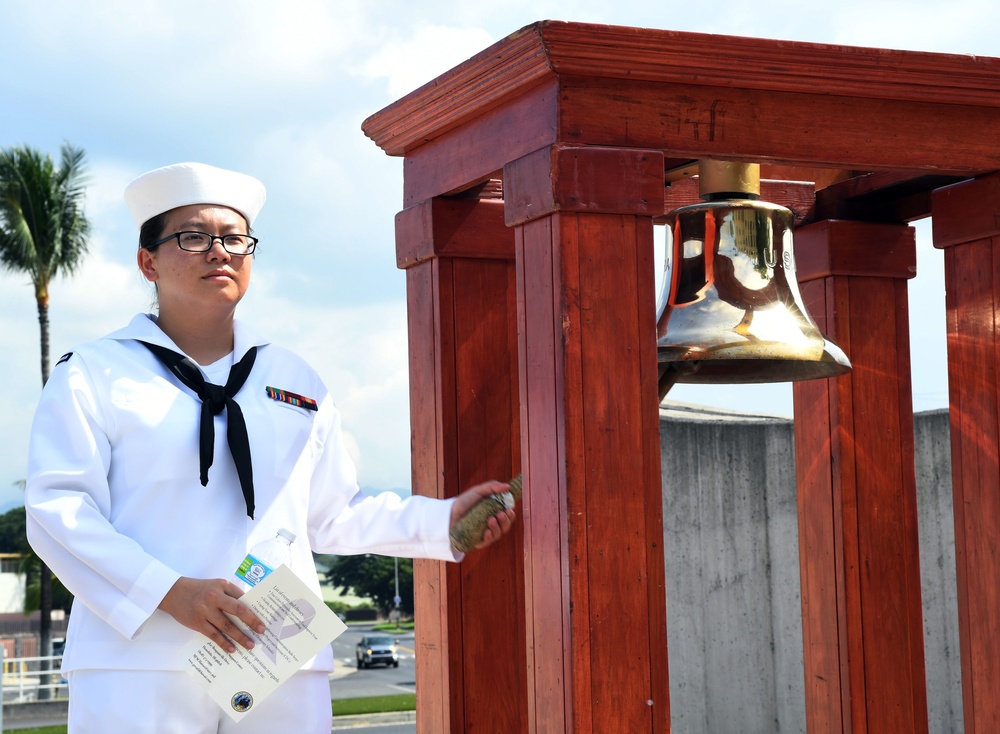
[657,341,852,384]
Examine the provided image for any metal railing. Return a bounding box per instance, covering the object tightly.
[2,652,67,703]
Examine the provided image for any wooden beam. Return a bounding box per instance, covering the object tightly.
[504,144,665,225]
[814,171,972,223]
[795,220,918,279]
[395,198,514,267]
[559,78,1000,173]
[400,80,558,207]
[933,173,1000,247]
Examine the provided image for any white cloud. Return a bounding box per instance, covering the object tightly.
[358,23,497,99]
[824,0,999,53]
[239,283,412,489]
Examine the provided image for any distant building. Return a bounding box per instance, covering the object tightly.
[0,554,24,614]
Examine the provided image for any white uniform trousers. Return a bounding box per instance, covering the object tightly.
[66,669,332,733]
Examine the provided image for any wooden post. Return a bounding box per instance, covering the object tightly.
[792,220,928,734]
[395,196,527,733]
[505,144,670,732]
[931,171,1000,734]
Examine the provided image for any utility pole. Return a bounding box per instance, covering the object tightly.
[393,557,401,627]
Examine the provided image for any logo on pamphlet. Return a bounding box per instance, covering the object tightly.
[231,691,254,713]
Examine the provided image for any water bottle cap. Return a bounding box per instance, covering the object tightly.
[277,528,296,543]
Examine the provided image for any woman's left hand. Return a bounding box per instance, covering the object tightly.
[450,480,517,550]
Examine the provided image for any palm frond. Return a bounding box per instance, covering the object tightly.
[0,143,91,283]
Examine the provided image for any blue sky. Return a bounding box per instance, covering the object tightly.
[1,0,996,507]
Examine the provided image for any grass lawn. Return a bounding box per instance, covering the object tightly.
[331,693,416,716]
[372,620,415,633]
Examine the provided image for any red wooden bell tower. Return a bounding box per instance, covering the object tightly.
[363,21,1000,733]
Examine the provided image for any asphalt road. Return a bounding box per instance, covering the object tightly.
[330,625,417,701]
[332,723,415,734]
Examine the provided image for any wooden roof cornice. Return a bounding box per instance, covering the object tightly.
[363,20,1000,158]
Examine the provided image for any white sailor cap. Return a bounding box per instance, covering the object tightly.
[124,162,266,229]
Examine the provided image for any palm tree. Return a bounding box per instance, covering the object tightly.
[0,144,90,380]
[0,143,91,692]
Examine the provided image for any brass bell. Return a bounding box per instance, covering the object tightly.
[655,160,851,400]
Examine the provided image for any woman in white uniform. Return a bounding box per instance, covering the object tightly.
[24,162,514,733]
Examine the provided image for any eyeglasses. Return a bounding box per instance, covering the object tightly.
[149,231,258,255]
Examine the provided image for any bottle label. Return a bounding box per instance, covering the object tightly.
[235,553,275,587]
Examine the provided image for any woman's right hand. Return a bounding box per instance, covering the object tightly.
[157,577,266,653]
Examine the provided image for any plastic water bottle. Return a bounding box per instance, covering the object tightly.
[235,528,295,588]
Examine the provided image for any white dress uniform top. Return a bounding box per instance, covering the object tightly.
[25,312,458,675]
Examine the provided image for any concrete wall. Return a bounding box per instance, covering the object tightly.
[660,404,962,734]
[914,410,964,734]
